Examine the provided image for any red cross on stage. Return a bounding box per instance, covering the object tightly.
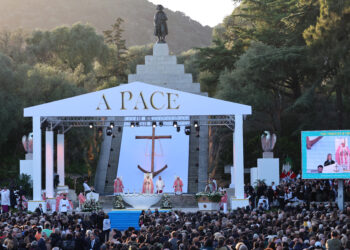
[136,127,172,177]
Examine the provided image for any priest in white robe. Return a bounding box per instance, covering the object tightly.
[156,176,165,194]
[1,187,10,213]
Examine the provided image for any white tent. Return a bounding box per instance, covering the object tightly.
[24,81,252,211]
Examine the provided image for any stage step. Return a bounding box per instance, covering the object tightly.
[99,194,198,210]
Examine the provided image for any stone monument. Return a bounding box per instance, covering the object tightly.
[94,6,209,194]
[251,131,280,186]
[20,133,33,179]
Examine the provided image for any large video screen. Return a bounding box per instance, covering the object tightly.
[302,130,350,179]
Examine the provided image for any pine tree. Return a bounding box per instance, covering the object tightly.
[103,18,128,82]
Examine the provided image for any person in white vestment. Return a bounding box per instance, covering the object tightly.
[59,195,71,214]
[156,176,165,194]
[1,187,10,213]
[83,180,93,195]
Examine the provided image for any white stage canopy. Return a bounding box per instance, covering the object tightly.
[23,81,252,211]
[25,81,251,117]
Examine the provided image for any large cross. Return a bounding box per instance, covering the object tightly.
[135,127,171,177]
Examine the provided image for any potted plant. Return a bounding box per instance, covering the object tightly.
[81,199,102,212]
[113,195,125,209]
[161,194,172,209]
[195,192,223,211]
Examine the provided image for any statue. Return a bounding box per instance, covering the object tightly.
[261,131,277,152]
[154,5,168,43]
[22,132,33,153]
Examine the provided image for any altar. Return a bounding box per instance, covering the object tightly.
[121,193,162,209]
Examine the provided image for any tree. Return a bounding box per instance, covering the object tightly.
[103,18,128,82]
[303,0,350,129]
[26,23,109,73]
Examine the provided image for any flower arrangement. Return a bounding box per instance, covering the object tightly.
[81,199,102,212]
[195,192,223,203]
[161,194,172,209]
[113,195,125,209]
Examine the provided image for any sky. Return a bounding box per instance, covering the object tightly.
[148,0,238,27]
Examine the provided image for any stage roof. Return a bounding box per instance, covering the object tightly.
[24,81,252,117]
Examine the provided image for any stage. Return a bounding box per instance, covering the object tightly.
[108,209,170,230]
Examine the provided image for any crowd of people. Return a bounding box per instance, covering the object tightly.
[0,177,350,249]
[0,201,349,250]
[244,177,350,211]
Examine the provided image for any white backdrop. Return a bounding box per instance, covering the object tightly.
[117,126,189,193]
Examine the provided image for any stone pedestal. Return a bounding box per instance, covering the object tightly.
[28,200,46,213]
[20,159,33,179]
[256,158,280,186]
[56,185,69,194]
[231,198,249,210]
[250,167,258,186]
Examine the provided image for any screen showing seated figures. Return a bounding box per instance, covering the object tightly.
[302,130,350,179]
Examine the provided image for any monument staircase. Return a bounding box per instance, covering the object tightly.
[94,42,209,195]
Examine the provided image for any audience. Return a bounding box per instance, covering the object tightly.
[0,178,348,249]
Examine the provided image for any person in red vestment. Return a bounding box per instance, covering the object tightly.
[78,193,86,209]
[220,191,228,213]
[173,176,183,195]
[142,174,154,194]
[114,177,124,195]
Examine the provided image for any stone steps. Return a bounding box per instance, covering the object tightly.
[99,194,198,209]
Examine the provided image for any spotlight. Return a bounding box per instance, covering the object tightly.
[118,127,122,132]
[136,122,140,127]
[110,122,114,128]
[194,121,199,128]
[185,126,191,135]
[173,121,178,128]
[152,121,157,128]
[130,122,135,128]
[106,127,113,136]
[89,123,93,129]
[159,121,163,127]
[177,126,180,132]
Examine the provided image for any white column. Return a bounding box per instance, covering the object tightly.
[45,130,54,198]
[57,133,65,186]
[234,115,244,199]
[32,116,42,201]
[230,165,235,189]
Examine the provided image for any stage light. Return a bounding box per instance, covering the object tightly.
[177,126,180,132]
[106,127,113,136]
[152,121,157,128]
[89,123,93,129]
[118,127,122,132]
[185,126,191,135]
[173,121,178,128]
[159,121,163,127]
[110,122,114,128]
[194,121,199,128]
[136,122,140,127]
[130,122,135,128]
